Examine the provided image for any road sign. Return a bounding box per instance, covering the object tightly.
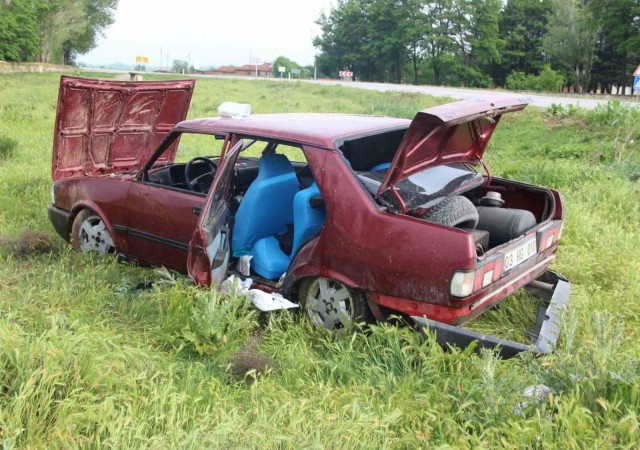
[634,76,640,89]
[634,65,640,76]
[291,68,301,74]
[278,66,285,73]
[339,70,353,77]
[135,56,149,64]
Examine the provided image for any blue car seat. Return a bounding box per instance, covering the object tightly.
[232,154,299,257]
[371,162,391,171]
[251,183,326,280]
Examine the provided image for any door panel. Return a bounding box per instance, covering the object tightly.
[124,182,205,272]
[188,138,244,284]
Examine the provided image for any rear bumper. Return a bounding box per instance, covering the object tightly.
[411,271,570,358]
[48,204,72,241]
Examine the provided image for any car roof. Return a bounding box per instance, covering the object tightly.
[173,113,410,149]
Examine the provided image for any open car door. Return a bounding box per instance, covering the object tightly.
[187,138,244,286]
[52,76,194,180]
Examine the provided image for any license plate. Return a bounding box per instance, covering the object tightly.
[503,237,537,272]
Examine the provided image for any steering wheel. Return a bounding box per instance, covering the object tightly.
[185,157,217,192]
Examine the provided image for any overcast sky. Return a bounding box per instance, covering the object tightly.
[80,0,335,68]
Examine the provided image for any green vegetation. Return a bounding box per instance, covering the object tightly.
[1,72,640,447]
[314,0,640,92]
[0,0,118,64]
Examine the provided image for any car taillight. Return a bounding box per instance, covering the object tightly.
[450,256,504,298]
[537,220,564,252]
[187,230,211,286]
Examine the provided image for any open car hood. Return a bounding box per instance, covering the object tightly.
[52,76,194,180]
[376,97,529,196]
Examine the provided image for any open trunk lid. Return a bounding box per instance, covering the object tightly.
[52,76,195,180]
[376,97,529,196]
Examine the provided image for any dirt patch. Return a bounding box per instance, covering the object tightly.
[229,334,276,383]
[544,116,584,130]
[0,229,57,257]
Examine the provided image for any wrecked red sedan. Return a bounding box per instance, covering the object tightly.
[49,77,569,357]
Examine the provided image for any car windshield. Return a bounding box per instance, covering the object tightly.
[357,163,484,213]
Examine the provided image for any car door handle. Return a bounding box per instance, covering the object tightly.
[192,207,202,217]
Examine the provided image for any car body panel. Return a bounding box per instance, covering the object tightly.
[52,76,194,180]
[174,114,410,149]
[284,146,477,306]
[377,98,529,195]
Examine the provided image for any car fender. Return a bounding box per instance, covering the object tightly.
[70,200,118,244]
[284,237,362,299]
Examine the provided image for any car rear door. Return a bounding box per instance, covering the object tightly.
[187,137,243,285]
[52,76,194,180]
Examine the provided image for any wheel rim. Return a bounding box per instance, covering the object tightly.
[78,215,114,255]
[305,278,354,330]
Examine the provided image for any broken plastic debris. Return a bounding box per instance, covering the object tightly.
[248,289,299,312]
[513,384,552,415]
[236,255,252,277]
[218,102,252,119]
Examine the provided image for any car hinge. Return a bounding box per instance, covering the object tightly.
[480,158,492,187]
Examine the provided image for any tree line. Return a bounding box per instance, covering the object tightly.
[0,0,118,65]
[313,0,640,93]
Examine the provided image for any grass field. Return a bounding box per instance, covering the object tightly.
[1,72,639,448]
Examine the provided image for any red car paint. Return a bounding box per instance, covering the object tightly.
[50,77,565,326]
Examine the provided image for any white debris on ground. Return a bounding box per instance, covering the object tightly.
[221,275,299,312]
[513,384,553,415]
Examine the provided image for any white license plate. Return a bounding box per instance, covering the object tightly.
[503,237,537,272]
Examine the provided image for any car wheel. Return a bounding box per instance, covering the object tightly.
[421,195,479,229]
[300,277,373,330]
[71,209,115,255]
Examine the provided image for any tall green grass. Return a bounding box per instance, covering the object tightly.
[0,72,639,448]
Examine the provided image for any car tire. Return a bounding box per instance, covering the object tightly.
[71,208,116,255]
[299,277,374,331]
[421,195,479,229]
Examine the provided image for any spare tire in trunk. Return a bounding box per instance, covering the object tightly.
[421,195,479,229]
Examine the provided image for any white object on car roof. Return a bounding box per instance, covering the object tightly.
[218,102,252,119]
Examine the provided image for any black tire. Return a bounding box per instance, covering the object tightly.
[299,277,374,331]
[421,195,479,229]
[71,208,116,255]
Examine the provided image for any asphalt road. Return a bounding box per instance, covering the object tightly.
[86,67,638,110]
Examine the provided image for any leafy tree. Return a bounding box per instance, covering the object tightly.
[494,0,551,86]
[36,0,86,63]
[171,60,189,73]
[589,0,640,92]
[0,0,40,62]
[61,0,119,65]
[423,0,456,85]
[544,0,596,92]
[272,55,300,77]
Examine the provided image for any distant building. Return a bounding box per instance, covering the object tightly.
[205,63,273,77]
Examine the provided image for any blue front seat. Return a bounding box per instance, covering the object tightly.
[251,183,326,280]
[232,154,299,257]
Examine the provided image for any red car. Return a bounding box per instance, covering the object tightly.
[48,77,569,357]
